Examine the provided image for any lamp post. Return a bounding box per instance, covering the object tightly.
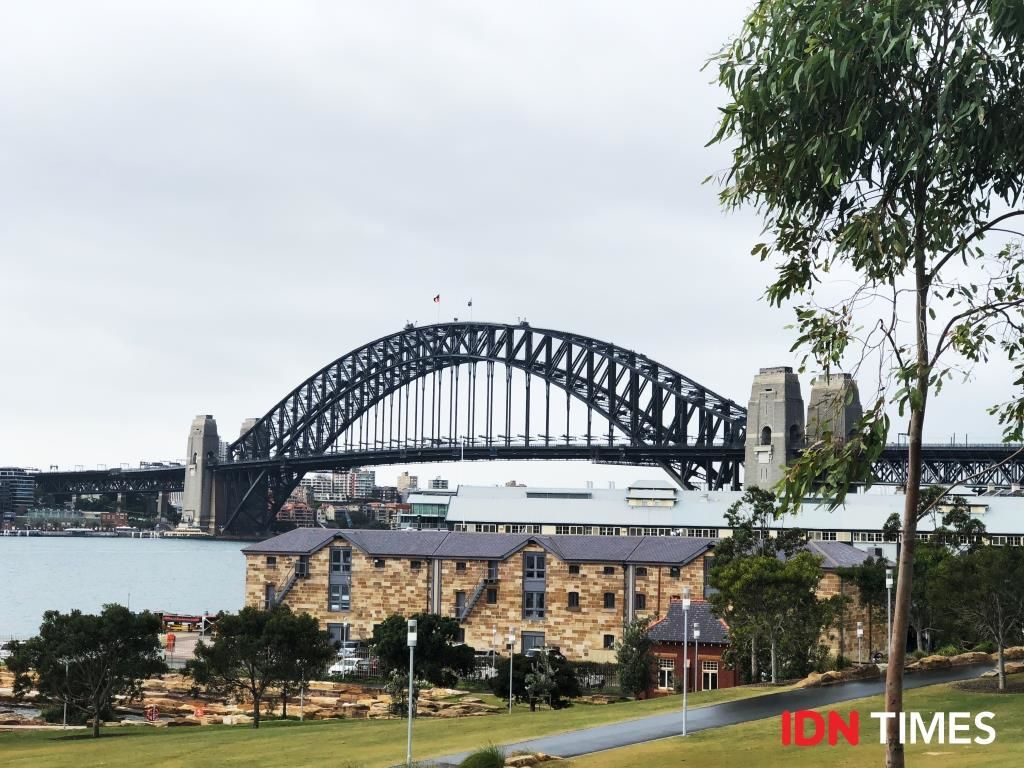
[62,657,69,729]
[857,621,864,665]
[492,625,498,677]
[693,623,701,693]
[886,568,894,657]
[507,627,515,715]
[682,586,690,736]
[406,619,417,768]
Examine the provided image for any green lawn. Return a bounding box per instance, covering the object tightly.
[0,686,775,768]
[567,683,1024,768]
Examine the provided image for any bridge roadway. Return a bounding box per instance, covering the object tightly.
[423,664,991,766]
[33,442,1024,495]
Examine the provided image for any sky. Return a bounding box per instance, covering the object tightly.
[1,1,1017,488]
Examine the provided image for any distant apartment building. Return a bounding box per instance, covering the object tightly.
[429,477,449,490]
[397,472,418,495]
[0,467,35,520]
[277,501,316,528]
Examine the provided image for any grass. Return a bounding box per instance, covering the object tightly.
[0,686,775,768]
[566,683,1024,768]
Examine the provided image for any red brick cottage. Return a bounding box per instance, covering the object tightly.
[646,598,736,697]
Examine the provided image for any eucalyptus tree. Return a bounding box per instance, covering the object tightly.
[709,2,1024,765]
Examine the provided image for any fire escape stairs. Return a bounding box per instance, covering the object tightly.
[459,577,493,623]
[274,560,308,606]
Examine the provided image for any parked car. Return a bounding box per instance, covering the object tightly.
[329,657,362,676]
[336,640,361,658]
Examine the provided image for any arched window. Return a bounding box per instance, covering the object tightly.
[760,426,772,446]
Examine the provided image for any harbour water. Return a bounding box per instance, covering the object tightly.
[0,537,247,639]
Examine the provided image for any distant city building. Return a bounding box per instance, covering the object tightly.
[397,471,418,495]
[429,476,449,490]
[350,469,375,499]
[0,467,35,520]
[400,490,456,529]
[301,471,351,502]
[277,501,315,528]
[373,486,400,503]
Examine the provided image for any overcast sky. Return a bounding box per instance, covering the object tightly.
[1,1,1015,487]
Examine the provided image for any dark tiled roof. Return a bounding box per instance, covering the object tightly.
[242,529,714,566]
[647,599,729,645]
[628,537,715,565]
[432,532,533,559]
[242,527,338,555]
[536,535,643,563]
[804,540,880,569]
[343,529,451,557]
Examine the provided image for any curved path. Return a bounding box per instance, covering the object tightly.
[425,664,989,766]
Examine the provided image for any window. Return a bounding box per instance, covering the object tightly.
[635,593,647,610]
[603,634,615,650]
[522,632,545,654]
[410,560,422,570]
[635,567,648,577]
[328,583,350,612]
[524,553,546,579]
[686,528,718,538]
[506,524,542,534]
[854,531,885,542]
[760,425,772,445]
[569,564,580,575]
[330,547,352,574]
[456,561,467,572]
[568,591,580,609]
[264,584,275,610]
[598,526,621,536]
[658,658,675,690]
[669,566,681,578]
[453,523,468,532]
[555,525,591,535]
[486,588,498,605]
[628,527,674,536]
[703,555,715,594]
[373,558,386,568]
[476,524,498,533]
[602,566,615,575]
[603,592,616,609]
[524,591,546,619]
[266,556,277,567]
[455,591,466,616]
[488,560,499,580]
[808,530,838,541]
[455,628,466,644]
[296,555,310,577]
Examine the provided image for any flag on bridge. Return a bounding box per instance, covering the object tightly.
[467,298,472,307]
[433,294,440,303]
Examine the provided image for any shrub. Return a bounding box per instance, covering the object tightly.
[910,650,928,661]
[970,641,997,654]
[459,745,505,768]
[936,644,961,657]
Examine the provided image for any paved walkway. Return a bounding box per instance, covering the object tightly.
[425,664,989,766]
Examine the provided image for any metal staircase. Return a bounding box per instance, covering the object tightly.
[459,578,492,622]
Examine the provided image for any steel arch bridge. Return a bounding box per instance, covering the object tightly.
[218,321,747,533]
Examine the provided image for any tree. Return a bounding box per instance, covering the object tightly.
[710,3,1024,765]
[710,490,831,683]
[616,617,655,699]
[372,614,475,687]
[836,557,887,659]
[490,651,578,710]
[268,610,336,718]
[186,605,330,728]
[4,604,165,737]
[932,545,1024,689]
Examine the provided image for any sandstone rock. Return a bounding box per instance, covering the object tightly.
[917,655,953,670]
[950,652,990,666]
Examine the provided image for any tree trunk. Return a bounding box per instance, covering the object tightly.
[915,627,924,654]
[770,638,777,685]
[92,712,100,738]
[281,683,288,718]
[750,634,759,684]
[253,694,262,728]
[998,644,1006,691]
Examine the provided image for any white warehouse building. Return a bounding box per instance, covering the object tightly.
[444,479,1024,561]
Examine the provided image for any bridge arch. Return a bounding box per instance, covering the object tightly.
[219,322,747,532]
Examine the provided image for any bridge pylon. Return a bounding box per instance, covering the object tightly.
[182,415,222,534]
[744,367,805,489]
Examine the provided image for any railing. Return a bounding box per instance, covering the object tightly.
[458,578,491,623]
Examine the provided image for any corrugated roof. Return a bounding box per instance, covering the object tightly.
[343,529,451,557]
[648,599,729,645]
[805,540,881,569]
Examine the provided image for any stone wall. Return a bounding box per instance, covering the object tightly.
[817,571,887,660]
[244,538,710,663]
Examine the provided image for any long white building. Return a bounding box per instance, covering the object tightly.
[444,479,1024,560]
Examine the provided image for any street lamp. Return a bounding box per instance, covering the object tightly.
[693,622,701,693]
[886,568,894,656]
[857,621,864,665]
[682,587,691,736]
[507,627,516,715]
[491,625,498,677]
[406,619,417,768]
